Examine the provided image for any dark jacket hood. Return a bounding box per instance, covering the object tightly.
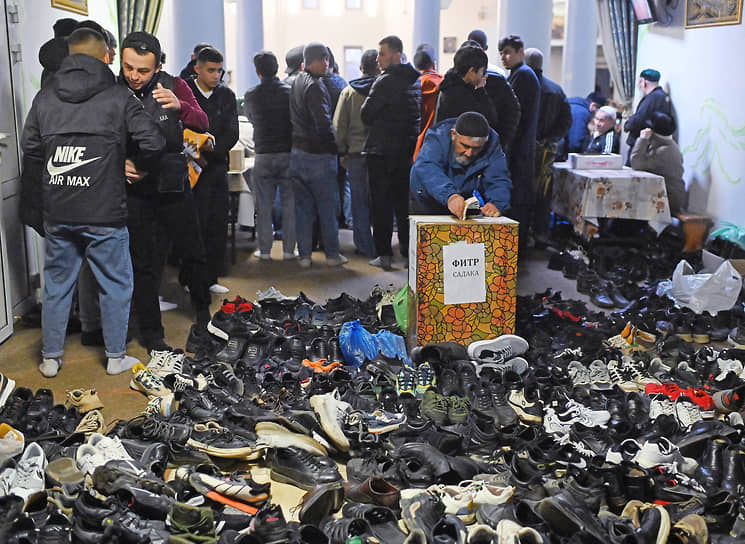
[39,37,68,71]
[350,75,376,96]
[439,69,469,91]
[385,62,421,85]
[54,54,115,103]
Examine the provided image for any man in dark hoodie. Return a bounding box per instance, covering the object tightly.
[283,45,305,88]
[361,35,421,270]
[179,42,212,80]
[21,28,164,378]
[436,44,499,131]
[118,31,213,355]
[333,48,378,258]
[243,51,295,261]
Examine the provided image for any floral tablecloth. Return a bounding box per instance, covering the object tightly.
[552,163,671,237]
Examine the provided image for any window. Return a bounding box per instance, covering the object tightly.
[344,46,363,81]
[303,0,319,8]
[346,0,362,8]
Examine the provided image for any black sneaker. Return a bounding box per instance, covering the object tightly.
[269,447,342,490]
[207,362,244,396]
[179,392,221,422]
[186,324,222,355]
[250,503,289,544]
[0,387,32,429]
[101,510,169,543]
[215,336,249,362]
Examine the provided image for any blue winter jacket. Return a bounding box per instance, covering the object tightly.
[410,118,512,214]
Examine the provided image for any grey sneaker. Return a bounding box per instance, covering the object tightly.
[588,360,612,390]
[39,358,61,378]
[299,257,312,268]
[568,361,590,387]
[326,254,348,267]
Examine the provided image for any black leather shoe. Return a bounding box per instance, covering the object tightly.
[269,447,341,490]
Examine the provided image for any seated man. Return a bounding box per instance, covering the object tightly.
[410,111,511,219]
[584,105,619,154]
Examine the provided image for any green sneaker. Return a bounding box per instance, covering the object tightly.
[397,368,416,398]
[420,390,449,426]
[416,361,437,396]
[169,501,215,538]
[447,396,471,424]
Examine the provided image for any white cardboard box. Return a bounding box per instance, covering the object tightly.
[569,153,624,170]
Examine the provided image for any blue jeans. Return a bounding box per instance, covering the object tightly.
[42,223,133,359]
[253,153,296,255]
[290,148,340,258]
[346,155,376,258]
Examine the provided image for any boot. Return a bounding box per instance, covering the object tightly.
[694,437,729,489]
[720,447,745,496]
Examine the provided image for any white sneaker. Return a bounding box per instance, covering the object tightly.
[75,443,108,475]
[107,354,139,376]
[146,350,184,378]
[568,361,591,387]
[0,463,16,496]
[427,484,475,523]
[158,296,178,312]
[39,358,61,378]
[0,373,16,410]
[10,442,47,501]
[588,360,612,390]
[468,335,529,363]
[496,519,543,544]
[309,391,352,452]
[256,251,271,261]
[649,395,675,420]
[632,437,697,472]
[209,283,230,294]
[459,480,514,506]
[326,254,348,267]
[0,424,24,460]
[256,286,291,300]
[143,393,175,417]
[675,397,703,430]
[130,363,172,397]
[607,360,639,392]
[87,433,133,462]
[283,250,298,260]
[717,358,744,378]
[560,399,610,427]
[543,407,575,436]
[298,257,312,268]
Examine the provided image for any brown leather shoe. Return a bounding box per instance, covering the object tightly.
[343,476,400,508]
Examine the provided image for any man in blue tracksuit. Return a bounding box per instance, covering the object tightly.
[410,112,511,219]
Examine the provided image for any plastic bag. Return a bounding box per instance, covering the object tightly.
[374,329,409,363]
[665,260,742,314]
[392,286,409,333]
[711,221,745,252]
[339,319,379,367]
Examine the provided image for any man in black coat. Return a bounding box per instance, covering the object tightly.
[499,35,540,252]
[243,51,295,261]
[361,35,421,271]
[624,68,673,165]
[186,46,239,293]
[525,48,572,245]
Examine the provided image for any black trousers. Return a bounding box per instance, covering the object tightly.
[128,189,211,348]
[507,150,536,252]
[191,163,229,284]
[366,155,410,258]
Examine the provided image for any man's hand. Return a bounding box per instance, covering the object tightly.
[125,159,147,184]
[153,83,181,110]
[640,128,653,139]
[447,194,466,219]
[481,203,501,217]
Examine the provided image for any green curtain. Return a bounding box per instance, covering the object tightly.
[117,0,163,42]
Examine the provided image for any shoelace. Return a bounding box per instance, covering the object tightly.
[137,369,165,392]
[471,390,492,412]
[147,351,171,372]
[75,411,103,433]
[13,460,41,489]
[168,374,194,393]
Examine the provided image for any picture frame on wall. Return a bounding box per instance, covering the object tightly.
[51,0,88,16]
[685,0,742,28]
[443,36,457,54]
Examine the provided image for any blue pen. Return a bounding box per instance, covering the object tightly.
[473,189,485,206]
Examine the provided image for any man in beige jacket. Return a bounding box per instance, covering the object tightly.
[333,49,379,258]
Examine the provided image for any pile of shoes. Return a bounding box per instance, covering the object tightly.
[1,278,745,543]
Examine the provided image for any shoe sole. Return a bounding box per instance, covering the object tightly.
[270,468,317,490]
[692,333,710,344]
[186,438,265,460]
[207,321,229,341]
[507,401,542,424]
[0,376,16,410]
[255,423,328,456]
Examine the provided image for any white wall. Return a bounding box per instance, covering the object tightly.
[636,9,745,224]
[14,0,118,117]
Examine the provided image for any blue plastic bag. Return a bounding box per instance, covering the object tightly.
[374,329,410,364]
[339,320,379,367]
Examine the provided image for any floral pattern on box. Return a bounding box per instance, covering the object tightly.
[413,221,518,346]
[552,163,672,236]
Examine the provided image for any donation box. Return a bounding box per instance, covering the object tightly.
[408,215,519,348]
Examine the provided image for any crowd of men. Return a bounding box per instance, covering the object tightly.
[21,19,680,377]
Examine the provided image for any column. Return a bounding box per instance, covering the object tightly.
[236,0,264,93]
[171,0,226,71]
[562,0,597,97]
[412,0,440,64]
[497,0,553,74]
